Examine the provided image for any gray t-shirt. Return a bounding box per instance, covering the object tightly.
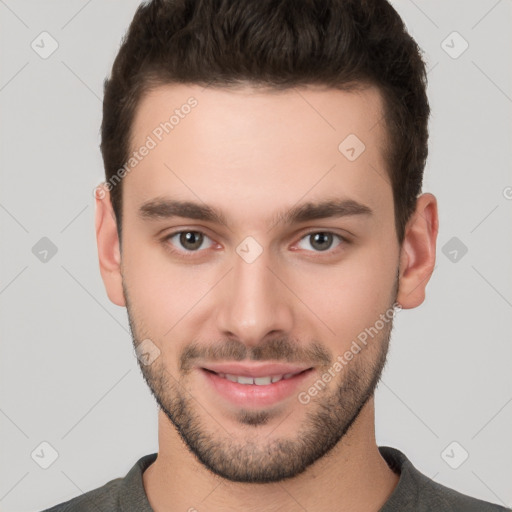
[41,446,510,511]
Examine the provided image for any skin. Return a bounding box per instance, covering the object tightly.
[95,83,438,512]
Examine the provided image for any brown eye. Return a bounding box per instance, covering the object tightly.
[179,231,204,251]
[164,231,214,255]
[310,232,333,251]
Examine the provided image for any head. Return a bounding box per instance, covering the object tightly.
[95,0,438,483]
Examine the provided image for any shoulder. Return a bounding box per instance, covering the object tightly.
[410,467,510,511]
[379,446,510,512]
[39,453,157,512]
[40,477,123,512]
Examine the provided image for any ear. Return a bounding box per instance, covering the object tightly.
[95,184,126,307]
[396,193,439,309]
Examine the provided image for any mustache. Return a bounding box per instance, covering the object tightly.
[180,337,332,373]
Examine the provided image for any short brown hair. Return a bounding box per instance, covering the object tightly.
[100,0,430,245]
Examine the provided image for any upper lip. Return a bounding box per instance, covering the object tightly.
[200,362,313,378]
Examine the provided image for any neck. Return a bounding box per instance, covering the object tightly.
[143,397,399,512]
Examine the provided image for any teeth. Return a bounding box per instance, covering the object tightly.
[254,376,272,385]
[218,373,298,385]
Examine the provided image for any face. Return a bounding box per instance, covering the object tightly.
[106,83,405,482]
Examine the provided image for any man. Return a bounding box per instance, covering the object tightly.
[43,0,509,510]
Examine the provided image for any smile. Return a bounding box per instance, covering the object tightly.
[200,367,314,408]
[205,369,307,385]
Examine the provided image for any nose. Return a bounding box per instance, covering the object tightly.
[215,246,294,347]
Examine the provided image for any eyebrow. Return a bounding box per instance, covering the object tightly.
[138,197,373,228]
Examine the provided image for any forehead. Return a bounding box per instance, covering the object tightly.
[124,83,391,226]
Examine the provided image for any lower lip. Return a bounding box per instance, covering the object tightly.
[200,368,314,408]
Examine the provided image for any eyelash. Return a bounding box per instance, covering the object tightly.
[161,230,350,259]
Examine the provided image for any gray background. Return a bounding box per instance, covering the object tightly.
[0,1,511,511]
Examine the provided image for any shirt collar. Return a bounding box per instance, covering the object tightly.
[118,446,420,512]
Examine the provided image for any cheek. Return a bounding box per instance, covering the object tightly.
[122,240,222,340]
[293,241,397,346]
[122,242,181,329]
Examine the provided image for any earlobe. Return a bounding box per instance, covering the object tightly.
[95,184,126,307]
[396,193,439,309]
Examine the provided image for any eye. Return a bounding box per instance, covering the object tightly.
[163,230,215,256]
[295,231,347,253]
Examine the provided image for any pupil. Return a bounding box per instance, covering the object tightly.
[312,233,332,251]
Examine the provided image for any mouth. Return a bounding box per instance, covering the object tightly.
[202,367,310,385]
[198,363,315,408]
